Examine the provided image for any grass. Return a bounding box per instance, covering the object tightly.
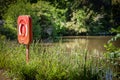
[0,40,110,80]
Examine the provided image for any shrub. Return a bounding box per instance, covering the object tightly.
[3,0,111,39]
[3,1,67,40]
[65,9,87,35]
[3,1,40,40]
[104,28,120,79]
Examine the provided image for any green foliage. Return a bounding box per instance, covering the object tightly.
[33,1,67,38]
[0,0,17,19]
[66,9,87,34]
[87,14,105,34]
[104,26,120,79]
[2,0,118,40]
[3,1,40,39]
[0,40,108,80]
[1,0,114,40]
[109,26,120,44]
[3,1,67,39]
[2,0,113,40]
[104,25,120,63]
[105,26,120,59]
[0,34,6,40]
[104,42,120,79]
[111,26,120,33]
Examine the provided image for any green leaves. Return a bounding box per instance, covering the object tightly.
[3,1,41,39]
[104,25,120,79]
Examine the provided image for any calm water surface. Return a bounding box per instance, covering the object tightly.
[62,36,120,54]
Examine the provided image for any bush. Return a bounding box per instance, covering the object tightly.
[65,9,87,35]
[3,0,111,40]
[3,1,40,40]
[3,1,67,40]
[104,27,120,79]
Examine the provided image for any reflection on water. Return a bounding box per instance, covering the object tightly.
[62,36,120,54]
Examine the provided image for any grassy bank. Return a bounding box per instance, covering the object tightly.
[0,40,110,80]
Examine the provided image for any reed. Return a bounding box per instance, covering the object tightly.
[0,40,109,80]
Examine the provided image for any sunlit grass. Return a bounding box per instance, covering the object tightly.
[0,40,109,80]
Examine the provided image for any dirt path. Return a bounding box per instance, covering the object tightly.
[0,69,11,80]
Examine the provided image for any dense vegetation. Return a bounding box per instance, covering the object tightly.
[0,0,120,80]
[0,0,120,40]
[0,40,112,80]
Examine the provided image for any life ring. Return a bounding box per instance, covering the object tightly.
[19,24,28,36]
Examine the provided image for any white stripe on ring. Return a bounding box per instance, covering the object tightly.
[25,24,28,36]
[19,24,22,35]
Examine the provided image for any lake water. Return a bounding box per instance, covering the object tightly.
[61,36,120,55]
[43,36,120,55]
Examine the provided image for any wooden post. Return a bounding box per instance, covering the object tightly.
[26,44,29,63]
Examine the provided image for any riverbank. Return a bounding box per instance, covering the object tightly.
[0,36,120,80]
[62,36,113,39]
[0,40,111,80]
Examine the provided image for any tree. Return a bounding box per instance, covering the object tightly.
[0,0,17,19]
